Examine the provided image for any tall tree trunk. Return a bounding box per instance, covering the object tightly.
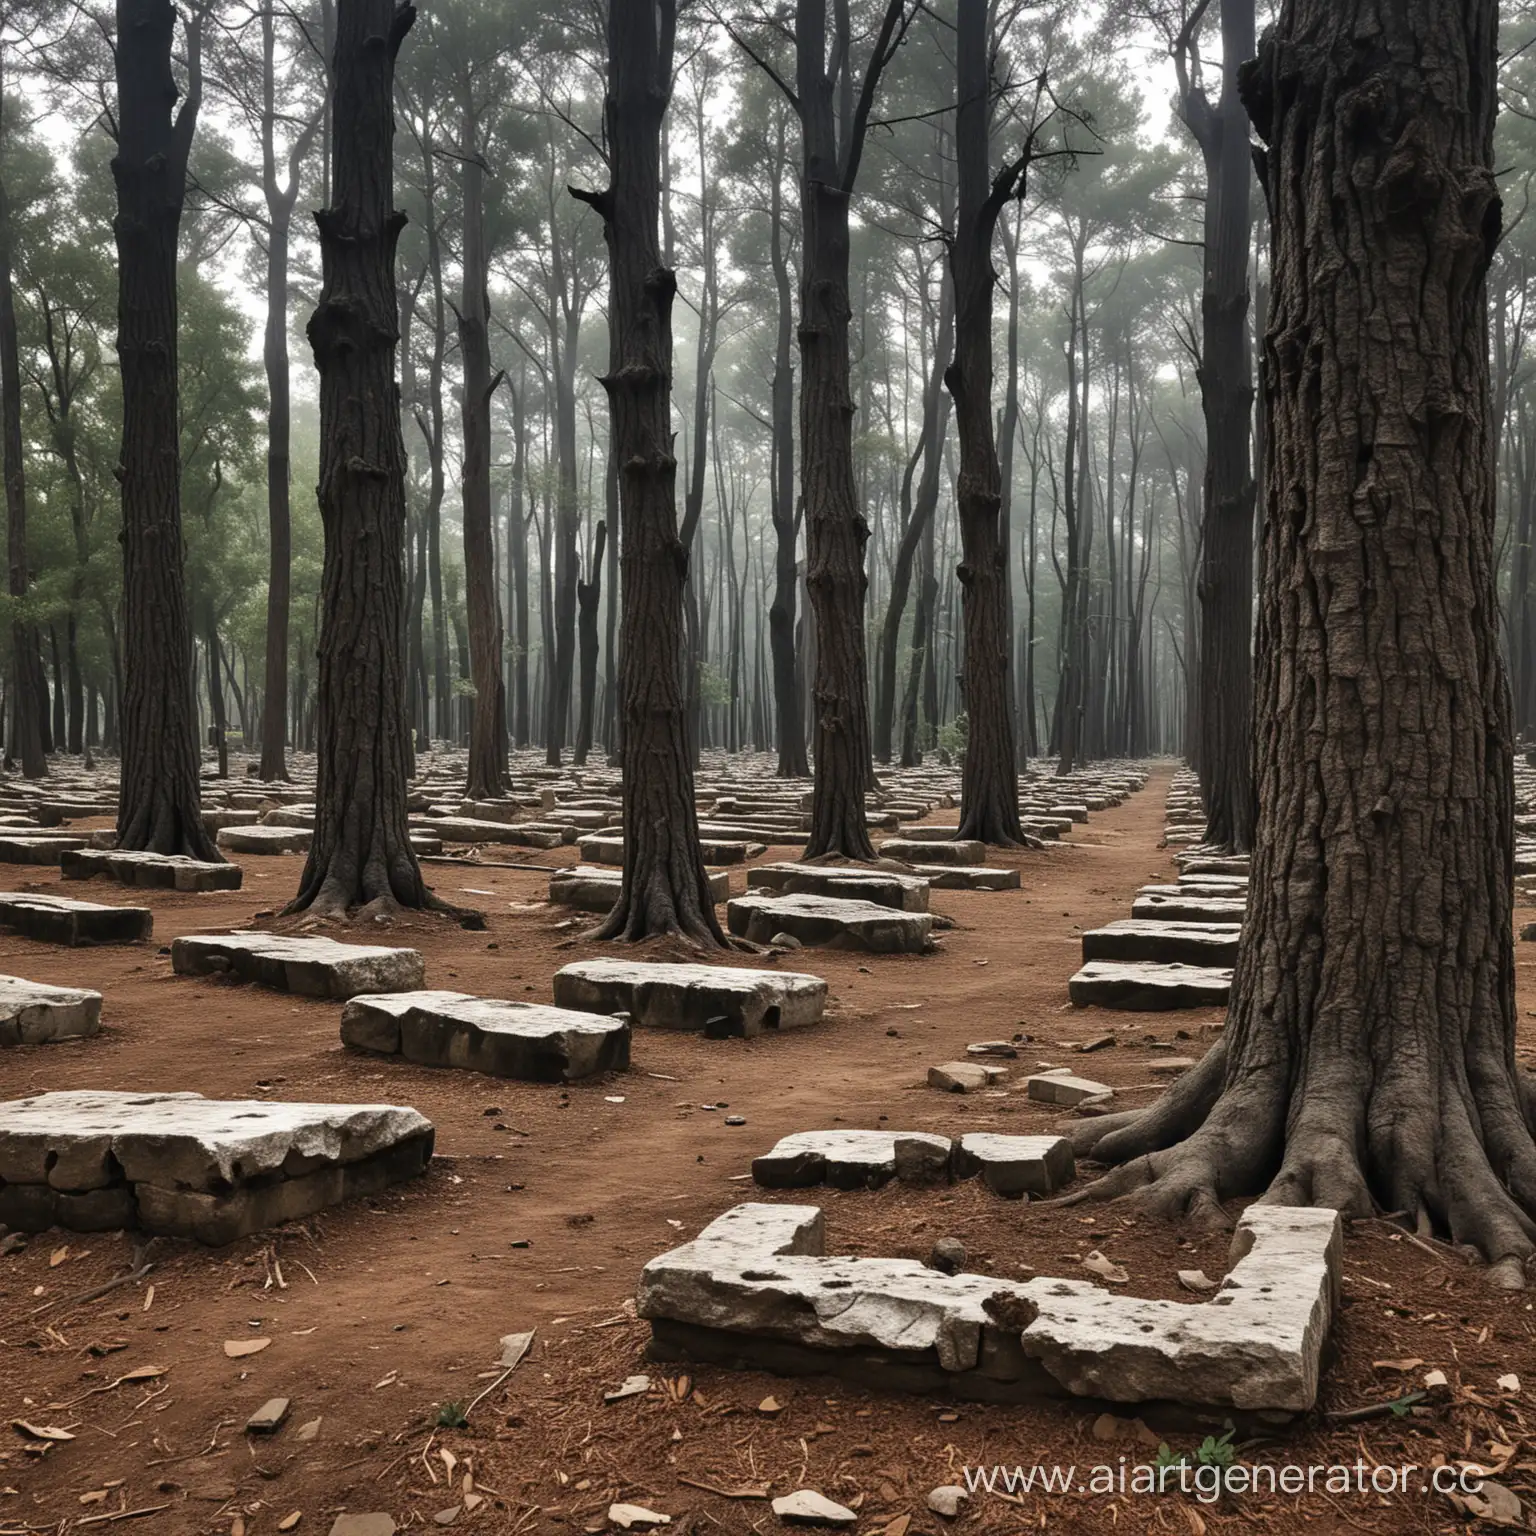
[1075,0,1536,1285]
[767,111,806,777]
[947,0,1021,845]
[1190,0,1257,852]
[875,260,951,763]
[292,0,435,918]
[458,83,508,799]
[573,521,605,765]
[257,4,316,782]
[113,0,219,853]
[794,0,909,857]
[575,0,722,946]
[0,61,43,780]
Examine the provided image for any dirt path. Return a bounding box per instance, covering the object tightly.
[2,763,1533,1535]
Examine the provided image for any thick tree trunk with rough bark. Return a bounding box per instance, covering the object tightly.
[767,113,806,778]
[458,86,508,800]
[113,0,218,855]
[291,0,432,919]
[576,0,722,946]
[0,68,43,781]
[1073,0,1536,1285]
[947,0,1021,845]
[1189,0,1257,852]
[573,521,605,766]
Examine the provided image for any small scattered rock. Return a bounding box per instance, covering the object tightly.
[770,1489,857,1527]
[0,1232,25,1256]
[245,1397,291,1434]
[724,1115,746,1127]
[1497,1372,1521,1394]
[927,1061,1005,1093]
[1081,1250,1129,1284]
[769,932,803,950]
[928,1237,966,1275]
[295,1417,323,1442]
[328,1518,397,1536]
[1176,1269,1217,1293]
[758,1395,782,1416]
[965,1040,1017,1058]
[1077,1034,1116,1053]
[926,1486,968,1519]
[608,1504,671,1530]
[604,1374,651,1404]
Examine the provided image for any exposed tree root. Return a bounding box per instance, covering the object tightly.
[1061,1034,1536,1289]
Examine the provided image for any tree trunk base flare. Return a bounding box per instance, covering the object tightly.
[1056,0,1536,1289]
[1063,1030,1536,1289]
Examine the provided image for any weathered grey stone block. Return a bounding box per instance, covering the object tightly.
[0,892,152,947]
[217,824,312,854]
[747,863,929,912]
[61,848,243,891]
[752,1130,951,1190]
[553,958,826,1036]
[0,975,102,1046]
[341,990,629,1081]
[726,892,932,953]
[1068,961,1231,1010]
[1081,920,1241,967]
[877,838,986,866]
[172,933,425,998]
[911,865,1021,890]
[952,1134,1073,1197]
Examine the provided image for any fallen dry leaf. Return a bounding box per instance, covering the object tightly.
[49,1246,69,1268]
[277,1516,301,1532]
[223,1338,271,1359]
[1372,1358,1425,1373]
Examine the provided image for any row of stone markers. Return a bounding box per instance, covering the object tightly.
[1068,769,1248,1009]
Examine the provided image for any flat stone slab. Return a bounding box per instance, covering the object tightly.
[341,990,629,1082]
[0,975,102,1046]
[577,834,763,865]
[1130,893,1247,926]
[0,892,152,946]
[752,1130,952,1190]
[1177,855,1251,877]
[877,838,986,866]
[419,816,563,849]
[548,865,729,913]
[61,848,243,891]
[747,863,929,912]
[0,1090,433,1244]
[726,892,932,953]
[952,1134,1074,1197]
[0,834,86,864]
[172,933,426,999]
[1025,1072,1112,1106]
[1081,920,1241,967]
[638,1201,1342,1412]
[553,957,826,1036]
[928,1060,1007,1093]
[1069,961,1231,1010]
[217,824,312,854]
[911,864,1020,890]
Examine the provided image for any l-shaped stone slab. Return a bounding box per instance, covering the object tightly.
[638,1201,1341,1413]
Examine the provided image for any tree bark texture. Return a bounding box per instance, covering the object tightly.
[1191,0,1257,852]
[1074,0,1536,1284]
[293,0,431,918]
[0,62,44,781]
[574,520,606,765]
[579,0,723,946]
[947,0,1021,845]
[458,85,508,799]
[113,0,218,855]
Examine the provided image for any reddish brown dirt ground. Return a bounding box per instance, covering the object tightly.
[1,763,1534,1536]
